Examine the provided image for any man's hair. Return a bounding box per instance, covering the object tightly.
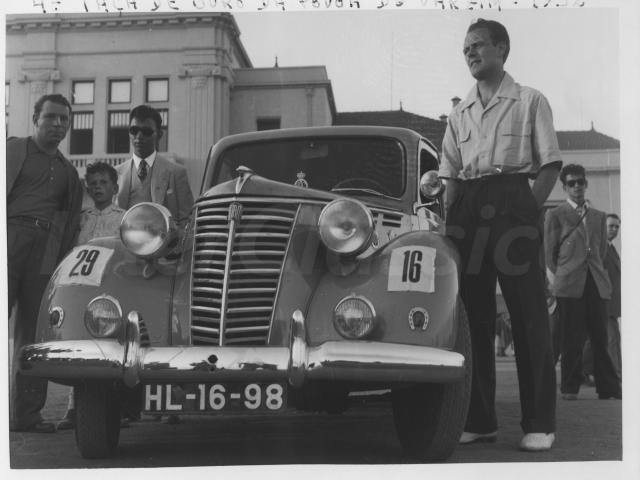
[467,18,510,63]
[559,164,586,184]
[129,104,162,130]
[606,213,620,222]
[32,94,72,122]
[85,161,118,185]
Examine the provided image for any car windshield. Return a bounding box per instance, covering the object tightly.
[213,136,405,197]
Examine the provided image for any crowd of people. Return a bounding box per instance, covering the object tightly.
[7,19,621,456]
[7,98,193,433]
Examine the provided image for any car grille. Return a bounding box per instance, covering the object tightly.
[191,200,299,346]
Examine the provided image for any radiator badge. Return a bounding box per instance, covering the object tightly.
[294,171,309,188]
[228,202,243,223]
[235,166,255,194]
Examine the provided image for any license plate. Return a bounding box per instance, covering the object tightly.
[143,383,287,413]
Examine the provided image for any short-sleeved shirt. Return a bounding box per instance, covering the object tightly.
[77,204,125,245]
[7,137,69,222]
[439,72,562,180]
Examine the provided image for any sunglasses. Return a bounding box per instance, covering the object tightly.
[128,126,155,137]
[566,179,586,187]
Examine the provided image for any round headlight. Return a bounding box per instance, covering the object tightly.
[333,294,376,339]
[318,199,374,255]
[84,295,123,338]
[419,170,445,199]
[120,202,173,258]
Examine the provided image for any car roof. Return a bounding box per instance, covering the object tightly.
[212,125,435,152]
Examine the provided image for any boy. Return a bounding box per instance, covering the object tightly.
[57,162,124,429]
[77,161,125,245]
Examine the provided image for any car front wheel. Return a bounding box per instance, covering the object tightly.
[75,382,121,459]
[391,300,472,462]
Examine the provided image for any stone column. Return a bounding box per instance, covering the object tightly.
[178,63,233,193]
[18,68,61,136]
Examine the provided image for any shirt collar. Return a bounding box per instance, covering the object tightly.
[460,71,520,111]
[87,204,118,215]
[28,136,65,162]
[566,198,590,210]
[132,151,157,169]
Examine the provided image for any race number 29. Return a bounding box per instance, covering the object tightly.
[69,248,101,277]
[58,245,114,287]
[388,246,436,293]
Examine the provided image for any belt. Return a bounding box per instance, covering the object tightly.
[461,173,531,185]
[9,216,53,231]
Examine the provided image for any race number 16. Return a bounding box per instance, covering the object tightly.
[388,246,436,293]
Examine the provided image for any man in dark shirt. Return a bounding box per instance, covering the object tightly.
[7,93,83,433]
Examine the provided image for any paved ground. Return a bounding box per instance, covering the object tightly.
[6,357,634,477]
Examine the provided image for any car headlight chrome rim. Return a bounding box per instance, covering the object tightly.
[84,295,123,338]
[120,202,173,258]
[318,198,374,256]
[333,294,376,339]
[419,170,445,199]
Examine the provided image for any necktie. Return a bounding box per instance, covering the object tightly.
[138,160,148,182]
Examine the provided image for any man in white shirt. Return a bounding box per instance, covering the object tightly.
[440,18,560,451]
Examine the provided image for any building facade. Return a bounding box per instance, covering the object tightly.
[5,12,334,195]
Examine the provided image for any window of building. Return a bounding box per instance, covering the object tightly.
[70,111,94,155]
[107,110,130,154]
[109,79,131,104]
[146,78,169,102]
[256,118,281,131]
[72,81,94,105]
[157,109,169,152]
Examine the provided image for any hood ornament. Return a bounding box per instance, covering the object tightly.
[235,166,255,194]
[294,171,309,188]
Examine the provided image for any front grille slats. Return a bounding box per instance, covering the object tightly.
[191,200,298,346]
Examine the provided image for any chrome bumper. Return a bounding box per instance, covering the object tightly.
[19,310,465,388]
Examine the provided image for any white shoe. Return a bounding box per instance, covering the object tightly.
[459,431,497,444]
[519,433,555,451]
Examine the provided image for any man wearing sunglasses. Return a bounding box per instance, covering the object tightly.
[116,104,194,226]
[439,19,561,452]
[544,164,621,402]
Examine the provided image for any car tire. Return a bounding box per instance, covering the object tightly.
[391,299,472,462]
[75,382,121,459]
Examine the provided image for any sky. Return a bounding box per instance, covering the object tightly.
[234,7,620,137]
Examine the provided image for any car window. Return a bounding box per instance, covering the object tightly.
[212,137,405,198]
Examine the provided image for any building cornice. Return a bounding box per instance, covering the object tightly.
[7,12,231,31]
[6,12,253,68]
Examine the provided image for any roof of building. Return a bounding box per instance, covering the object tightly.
[334,110,620,152]
[234,66,337,119]
[334,110,448,150]
[556,128,620,150]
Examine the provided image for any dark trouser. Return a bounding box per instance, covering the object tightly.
[557,273,621,397]
[447,174,556,434]
[8,220,55,430]
[608,316,621,378]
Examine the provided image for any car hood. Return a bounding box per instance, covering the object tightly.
[200,172,393,208]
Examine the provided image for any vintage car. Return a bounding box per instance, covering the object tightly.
[19,126,470,462]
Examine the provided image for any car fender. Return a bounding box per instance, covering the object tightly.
[305,230,461,349]
[35,236,189,345]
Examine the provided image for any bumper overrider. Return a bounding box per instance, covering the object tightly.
[19,310,465,388]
